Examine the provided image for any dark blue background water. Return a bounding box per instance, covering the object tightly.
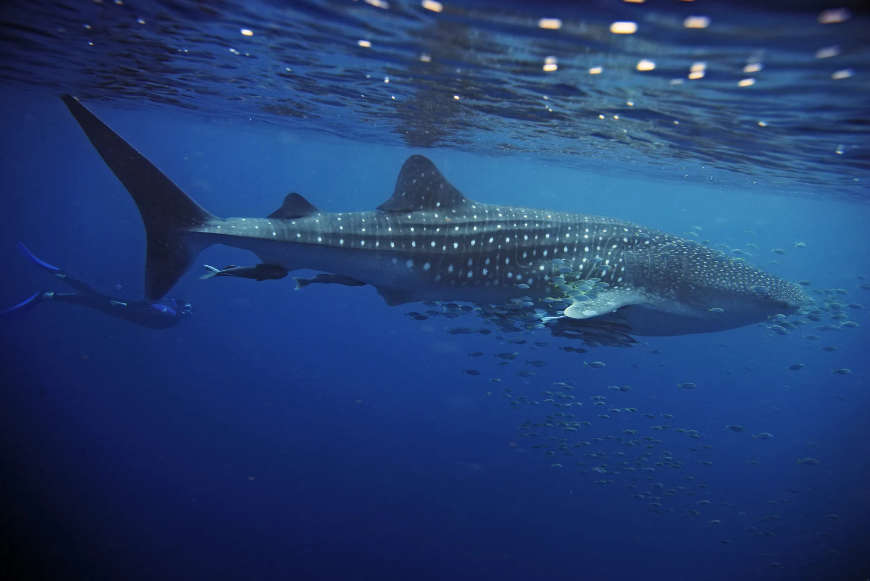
[1,89,868,581]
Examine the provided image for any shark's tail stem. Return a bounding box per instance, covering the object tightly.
[61,95,217,301]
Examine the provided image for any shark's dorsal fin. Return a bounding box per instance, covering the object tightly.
[268,193,321,220]
[377,155,472,213]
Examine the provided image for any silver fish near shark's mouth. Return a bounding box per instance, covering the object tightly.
[59,94,807,340]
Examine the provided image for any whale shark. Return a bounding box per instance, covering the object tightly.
[60,95,807,340]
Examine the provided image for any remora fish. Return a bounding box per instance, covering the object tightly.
[199,264,289,281]
[60,95,807,337]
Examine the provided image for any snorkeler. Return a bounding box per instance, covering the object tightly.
[1,243,192,329]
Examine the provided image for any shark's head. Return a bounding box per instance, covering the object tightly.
[626,241,810,336]
[678,248,810,328]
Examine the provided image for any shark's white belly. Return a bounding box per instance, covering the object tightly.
[199,233,523,304]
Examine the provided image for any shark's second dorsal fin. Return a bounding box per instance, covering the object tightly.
[268,193,321,220]
[377,155,472,213]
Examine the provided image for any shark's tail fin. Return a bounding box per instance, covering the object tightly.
[61,95,217,302]
[293,277,311,291]
[199,265,221,280]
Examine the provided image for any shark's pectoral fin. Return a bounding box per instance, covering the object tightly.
[377,155,474,213]
[268,193,322,219]
[376,287,416,306]
[564,289,646,320]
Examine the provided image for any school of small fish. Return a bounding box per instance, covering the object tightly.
[403,234,862,571]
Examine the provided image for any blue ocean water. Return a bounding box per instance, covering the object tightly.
[1,1,868,580]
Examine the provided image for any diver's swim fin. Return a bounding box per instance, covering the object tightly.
[17,243,61,273]
[0,291,45,318]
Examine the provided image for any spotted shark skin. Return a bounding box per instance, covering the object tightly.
[60,95,808,337]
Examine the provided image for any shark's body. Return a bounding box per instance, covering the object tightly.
[60,95,807,338]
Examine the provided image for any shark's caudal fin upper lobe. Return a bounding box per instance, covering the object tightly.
[60,95,215,302]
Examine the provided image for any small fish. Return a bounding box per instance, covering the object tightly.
[584,361,606,369]
[771,248,787,255]
[468,351,484,357]
[526,360,548,368]
[787,364,805,371]
[726,425,745,432]
[495,352,519,360]
[752,432,774,440]
[517,370,536,377]
[816,325,840,332]
[677,382,697,389]
[820,346,837,352]
[707,307,724,313]
[832,368,851,375]
[797,457,819,465]
[794,242,806,248]
[448,327,475,335]
[462,369,481,376]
